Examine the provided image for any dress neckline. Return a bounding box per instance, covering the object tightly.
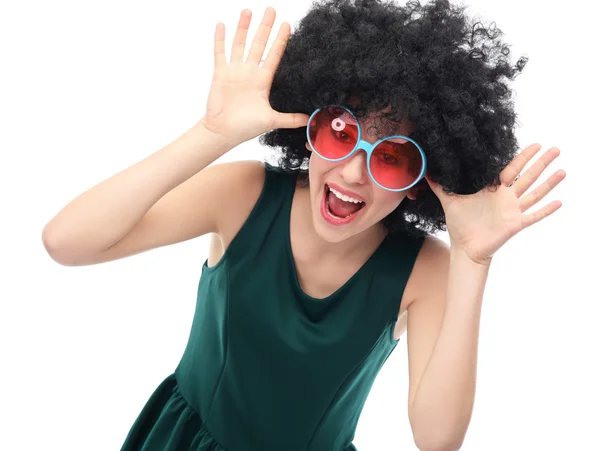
[283,176,390,303]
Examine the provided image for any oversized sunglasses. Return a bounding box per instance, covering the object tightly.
[306,105,427,191]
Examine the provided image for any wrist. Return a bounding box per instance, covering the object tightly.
[195,117,240,150]
[450,246,493,269]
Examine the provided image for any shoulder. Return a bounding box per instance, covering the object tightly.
[420,234,451,261]
[214,159,267,246]
[402,234,451,310]
[214,160,300,246]
[213,159,266,223]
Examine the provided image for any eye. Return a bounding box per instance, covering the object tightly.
[334,130,352,142]
[330,120,357,143]
[378,153,401,165]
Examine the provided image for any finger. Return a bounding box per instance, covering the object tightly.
[271,111,310,130]
[231,9,253,63]
[520,169,566,212]
[513,147,561,197]
[214,22,227,70]
[260,21,291,74]
[246,7,277,64]
[499,143,543,186]
[521,200,563,230]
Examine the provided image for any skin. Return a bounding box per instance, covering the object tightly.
[208,140,564,451]
[295,109,419,279]
[206,8,567,450]
[43,7,566,449]
[298,113,436,331]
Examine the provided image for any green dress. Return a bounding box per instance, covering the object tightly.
[121,163,425,451]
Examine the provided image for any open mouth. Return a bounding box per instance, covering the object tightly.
[322,184,366,224]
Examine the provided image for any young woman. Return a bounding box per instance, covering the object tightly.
[42,0,565,450]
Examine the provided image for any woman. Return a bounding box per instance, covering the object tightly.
[42,0,565,449]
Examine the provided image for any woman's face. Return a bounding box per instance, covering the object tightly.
[306,111,418,243]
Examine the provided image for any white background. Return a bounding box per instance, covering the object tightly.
[1,0,597,450]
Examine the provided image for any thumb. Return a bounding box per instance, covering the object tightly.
[273,112,310,130]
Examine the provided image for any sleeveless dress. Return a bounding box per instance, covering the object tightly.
[121,163,425,451]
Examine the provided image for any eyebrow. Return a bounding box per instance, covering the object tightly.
[365,122,406,138]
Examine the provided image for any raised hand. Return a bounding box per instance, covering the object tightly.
[425,143,566,265]
[200,8,309,146]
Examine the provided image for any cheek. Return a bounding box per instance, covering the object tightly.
[308,153,324,188]
[374,193,406,214]
[308,153,317,179]
[308,152,332,178]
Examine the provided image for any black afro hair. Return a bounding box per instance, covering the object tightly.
[259,0,529,237]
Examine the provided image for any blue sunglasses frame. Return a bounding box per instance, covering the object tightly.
[306,105,427,192]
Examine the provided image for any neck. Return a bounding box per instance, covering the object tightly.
[294,185,388,262]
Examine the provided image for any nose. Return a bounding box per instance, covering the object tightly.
[340,148,369,186]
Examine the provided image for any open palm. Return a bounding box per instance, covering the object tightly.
[426,143,566,265]
[201,8,309,146]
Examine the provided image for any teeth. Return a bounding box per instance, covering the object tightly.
[329,187,363,204]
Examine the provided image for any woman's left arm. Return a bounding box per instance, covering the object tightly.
[405,143,566,451]
[406,241,489,451]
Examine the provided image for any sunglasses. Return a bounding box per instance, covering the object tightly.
[306,105,427,191]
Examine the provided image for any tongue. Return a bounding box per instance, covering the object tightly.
[328,191,362,218]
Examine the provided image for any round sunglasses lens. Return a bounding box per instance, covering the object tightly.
[370,138,424,189]
[308,106,358,159]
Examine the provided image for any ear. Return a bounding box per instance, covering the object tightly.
[406,177,430,200]
[406,179,427,200]
[305,141,311,151]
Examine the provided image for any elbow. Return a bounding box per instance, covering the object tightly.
[414,435,465,451]
[42,227,61,262]
[42,227,76,266]
[409,406,469,451]
[412,426,466,451]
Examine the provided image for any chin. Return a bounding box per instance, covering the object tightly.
[312,218,354,243]
[310,186,371,243]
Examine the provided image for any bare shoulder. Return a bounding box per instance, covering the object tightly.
[81,159,266,266]
[214,159,267,248]
[402,234,451,311]
[419,234,451,266]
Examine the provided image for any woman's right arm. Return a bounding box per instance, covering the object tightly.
[41,7,309,266]
[42,122,246,266]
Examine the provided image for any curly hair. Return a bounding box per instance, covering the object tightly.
[259,0,529,237]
